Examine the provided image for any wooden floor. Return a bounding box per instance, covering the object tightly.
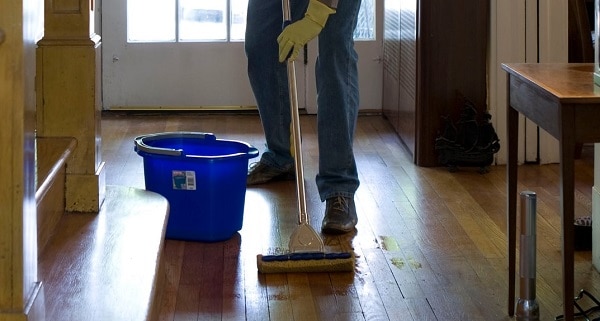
[102,112,600,321]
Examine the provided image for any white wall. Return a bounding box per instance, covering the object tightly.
[489,0,567,165]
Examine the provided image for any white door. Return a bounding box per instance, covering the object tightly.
[101,0,383,113]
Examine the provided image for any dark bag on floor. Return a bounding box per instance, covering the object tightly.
[434,99,500,172]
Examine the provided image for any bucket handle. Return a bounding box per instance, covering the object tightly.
[134,132,259,159]
[185,147,259,159]
[134,132,216,156]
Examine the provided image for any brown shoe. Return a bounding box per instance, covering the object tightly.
[321,196,357,234]
[246,161,294,185]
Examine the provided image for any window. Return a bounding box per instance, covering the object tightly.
[127,0,375,43]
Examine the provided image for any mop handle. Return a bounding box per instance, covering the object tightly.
[283,0,309,225]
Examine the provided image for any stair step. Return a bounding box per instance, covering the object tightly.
[36,137,77,201]
[35,137,77,253]
[38,185,169,321]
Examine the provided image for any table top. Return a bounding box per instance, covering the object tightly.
[501,63,600,103]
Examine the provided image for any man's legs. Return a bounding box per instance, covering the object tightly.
[315,0,362,233]
[245,0,308,184]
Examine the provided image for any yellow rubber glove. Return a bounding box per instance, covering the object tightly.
[277,0,336,62]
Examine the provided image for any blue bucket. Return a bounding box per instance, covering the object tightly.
[134,132,258,242]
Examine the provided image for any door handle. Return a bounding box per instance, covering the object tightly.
[0,29,5,45]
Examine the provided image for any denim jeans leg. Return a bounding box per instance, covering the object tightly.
[315,0,362,201]
[245,0,307,170]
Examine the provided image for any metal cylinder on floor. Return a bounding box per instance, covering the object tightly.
[515,191,540,321]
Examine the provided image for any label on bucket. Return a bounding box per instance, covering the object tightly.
[172,170,196,190]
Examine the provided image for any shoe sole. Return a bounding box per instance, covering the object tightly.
[321,225,356,235]
[247,171,295,185]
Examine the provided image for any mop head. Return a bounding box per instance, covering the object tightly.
[257,252,355,273]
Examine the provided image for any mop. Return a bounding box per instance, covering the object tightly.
[256,0,355,273]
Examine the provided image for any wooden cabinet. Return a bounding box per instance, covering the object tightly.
[382,0,489,166]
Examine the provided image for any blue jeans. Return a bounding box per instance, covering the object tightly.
[245,0,361,201]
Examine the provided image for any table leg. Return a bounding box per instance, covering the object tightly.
[560,116,576,321]
[507,102,519,316]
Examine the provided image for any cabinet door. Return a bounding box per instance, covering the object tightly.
[382,0,417,157]
[384,0,490,166]
[382,0,401,135]
[397,0,417,156]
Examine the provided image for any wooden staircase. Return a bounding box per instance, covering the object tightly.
[35,137,169,321]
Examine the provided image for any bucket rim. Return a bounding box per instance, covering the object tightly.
[134,131,259,159]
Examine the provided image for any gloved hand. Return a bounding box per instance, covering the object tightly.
[277,0,336,62]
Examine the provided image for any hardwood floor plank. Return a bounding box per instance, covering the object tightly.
[466,257,512,320]
[306,273,339,320]
[179,242,207,286]
[222,235,247,321]
[241,246,270,321]
[173,284,200,321]
[287,274,319,321]
[197,242,225,320]
[265,273,294,320]
[158,240,185,321]
[328,272,363,317]
[354,249,400,321]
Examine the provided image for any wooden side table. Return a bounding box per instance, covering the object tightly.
[502,63,600,321]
